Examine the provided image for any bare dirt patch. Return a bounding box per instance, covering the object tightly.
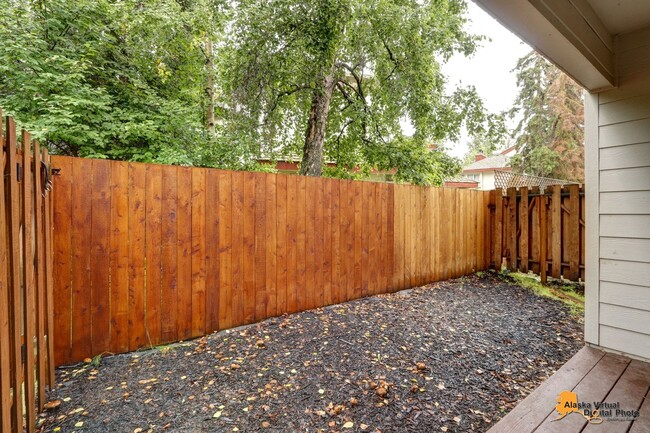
[41,272,582,433]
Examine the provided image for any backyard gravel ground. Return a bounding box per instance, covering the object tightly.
[40,272,583,433]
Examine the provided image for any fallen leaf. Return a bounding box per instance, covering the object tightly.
[75,421,84,428]
[453,416,461,423]
[343,421,354,429]
[44,400,61,410]
[416,362,426,371]
[134,429,143,433]
[213,411,222,418]
[360,424,369,430]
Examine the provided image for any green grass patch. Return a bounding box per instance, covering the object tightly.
[505,272,585,317]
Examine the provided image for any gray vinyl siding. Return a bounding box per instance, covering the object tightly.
[593,25,650,361]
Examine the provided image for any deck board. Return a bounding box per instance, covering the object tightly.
[488,346,650,433]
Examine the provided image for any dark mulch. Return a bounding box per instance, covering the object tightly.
[40,272,583,433]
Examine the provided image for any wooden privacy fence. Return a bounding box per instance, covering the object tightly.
[491,185,585,283]
[51,156,494,365]
[0,114,55,433]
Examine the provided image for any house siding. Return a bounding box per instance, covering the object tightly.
[590,25,650,361]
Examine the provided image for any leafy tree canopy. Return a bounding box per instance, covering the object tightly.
[508,51,584,182]
[1,0,506,184]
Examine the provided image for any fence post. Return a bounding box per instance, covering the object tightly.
[539,189,548,285]
[550,185,562,278]
[494,189,503,270]
[568,184,580,281]
[519,187,529,273]
[507,187,518,271]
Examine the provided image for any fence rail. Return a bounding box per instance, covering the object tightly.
[491,185,585,283]
[0,114,55,433]
[51,156,494,365]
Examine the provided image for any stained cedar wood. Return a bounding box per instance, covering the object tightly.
[144,164,162,348]
[370,183,379,295]
[582,360,650,433]
[285,176,298,313]
[265,175,277,317]
[539,190,548,284]
[254,173,267,321]
[230,171,244,326]
[378,183,387,292]
[21,133,36,430]
[430,188,438,282]
[176,166,193,340]
[379,183,393,293]
[494,189,503,270]
[486,347,605,433]
[361,182,370,297]
[128,164,146,350]
[342,182,352,299]
[392,185,403,291]
[0,114,12,433]
[90,159,111,356]
[568,184,580,281]
[305,178,316,307]
[344,181,355,301]
[322,179,332,305]
[520,187,529,272]
[313,177,323,307]
[70,157,92,362]
[536,353,630,432]
[190,168,207,337]
[52,156,72,365]
[217,170,233,329]
[32,139,47,409]
[402,187,411,287]
[330,179,340,303]
[160,165,178,343]
[242,172,256,324]
[44,149,56,387]
[275,175,287,314]
[205,171,219,333]
[111,161,129,352]
[296,177,307,312]
[5,118,24,429]
[551,185,562,278]
[352,182,363,299]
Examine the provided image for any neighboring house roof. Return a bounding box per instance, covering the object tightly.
[462,154,512,173]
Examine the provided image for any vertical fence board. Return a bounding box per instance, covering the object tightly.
[352,182,363,299]
[205,170,219,333]
[144,164,162,347]
[70,157,92,362]
[160,165,178,343]
[385,184,394,292]
[177,167,193,340]
[112,161,130,353]
[330,180,341,304]
[231,171,245,326]
[90,160,111,357]
[275,175,287,314]
[128,164,146,350]
[53,157,73,365]
[21,133,36,430]
[322,179,332,305]
[342,181,354,301]
[519,187,529,273]
[286,176,298,313]
[568,184,580,281]
[217,170,232,330]
[305,178,317,307]
[551,185,562,278]
[190,168,207,337]
[254,173,267,321]
[265,174,278,317]
[296,177,307,312]
[0,114,12,433]
[6,118,23,430]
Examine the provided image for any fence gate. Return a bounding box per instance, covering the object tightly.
[0,112,56,433]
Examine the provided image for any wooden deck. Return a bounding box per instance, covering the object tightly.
[487,346,650,433]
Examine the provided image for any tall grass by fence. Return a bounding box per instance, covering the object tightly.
[492,185,585,283]
[0,114,55,433]
[51,156,494,365]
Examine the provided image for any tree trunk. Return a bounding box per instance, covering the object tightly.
[300,70,337,176]
[205,38,216,136]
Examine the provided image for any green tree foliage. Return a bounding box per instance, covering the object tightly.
[219,0,505,184]
[0,0,227,165]
[508,51,585,182]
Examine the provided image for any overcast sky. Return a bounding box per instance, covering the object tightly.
[441,1,532,157]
